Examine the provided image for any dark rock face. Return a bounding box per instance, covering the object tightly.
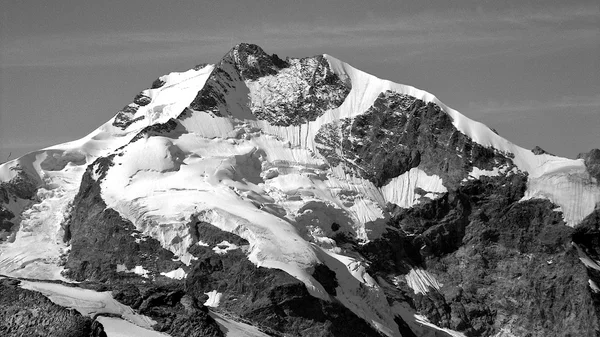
[113,74,170,130]
[228,43,290,81]
[110,283,224,337]
[133,93,152,106]
[0,278,95,337]
[572,208,600,324]
[0,206,15,241]
[360,173,599,336]
[0,168,37,241]
[151,78,166,89]
[113,104,144,129]
[130,118,184,142]
[187,61,244,117]
[64,166,182,282]
[188,43,350,126]
[184,220,382,337]
[531,145,554,156]
[0,168,37,202]
[578,149,600,181]
[63,164,224,337]
[246,55,350,126]
[315,91,514,188]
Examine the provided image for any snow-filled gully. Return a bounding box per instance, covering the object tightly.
[2,277,270,337]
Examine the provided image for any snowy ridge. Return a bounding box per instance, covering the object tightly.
[0,66,218,279]
[248,54,595,227]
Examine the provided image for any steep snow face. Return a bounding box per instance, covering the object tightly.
[320,55,597,226]
[522,169,600,227]
[381,168,447,208]
[113,65,214,129]
[403,268,443,295]
[323,55,586,177]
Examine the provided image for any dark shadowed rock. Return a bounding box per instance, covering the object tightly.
[0,279,95,337]
[531,145,554,156]
[63,164,224,337]
[361,173,598,336]
[185,222,383,337]
[151,78,166,89]
[578,149,600,181]
[188,43,350,126]
[133,92,152,106]
[315,91,514,188]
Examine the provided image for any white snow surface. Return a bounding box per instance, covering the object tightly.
[0,66,210,280]
[522,170,600,227]
[204,290,223,307]
[160,267,187,280]
[116,264,151,278]
[1,50,598,337]
[403,268,443,295]
[589,279,600,293]
[415,315,467,337]
[124,65,214,130]
[210,312,271,337]
[97,317,170,337]
[213,240,240,254]
[381,168,447,208]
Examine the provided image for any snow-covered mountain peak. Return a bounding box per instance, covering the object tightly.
[1,43,599,337]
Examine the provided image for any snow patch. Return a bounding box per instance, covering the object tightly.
[160,267,187,280]
[403,268,443,295]
[574,244,600,271]
[415,314,467,337]
[213,240,239,254]
[116,264,151,278]
[465,166,510,180]
[381,167,447,208]
[522,170,600,227]
[209,312,270,337]
[589,279,600,293]
[204,290,223,307]
[96,316,171,337]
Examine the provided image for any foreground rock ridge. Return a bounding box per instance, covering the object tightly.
[0,43,599,337]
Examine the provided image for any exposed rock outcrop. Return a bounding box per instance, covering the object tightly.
[315,91,513,188]
[531,145,553,156]
[185,223,383,337]
[579,149,600,181]
[188,43,350,126]
[0,278,95,337]
[63,165,225,337]
[361,174,599,336]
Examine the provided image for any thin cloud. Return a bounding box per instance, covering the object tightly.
[1,4,597,67]
[466,94,600,115]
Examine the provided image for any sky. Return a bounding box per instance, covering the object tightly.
[1,0,598,161]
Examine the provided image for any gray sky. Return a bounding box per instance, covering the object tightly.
[1,0,598,161]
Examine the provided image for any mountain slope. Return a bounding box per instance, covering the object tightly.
[1,43,598,337]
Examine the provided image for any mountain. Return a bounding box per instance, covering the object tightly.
[1,43,599,337]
